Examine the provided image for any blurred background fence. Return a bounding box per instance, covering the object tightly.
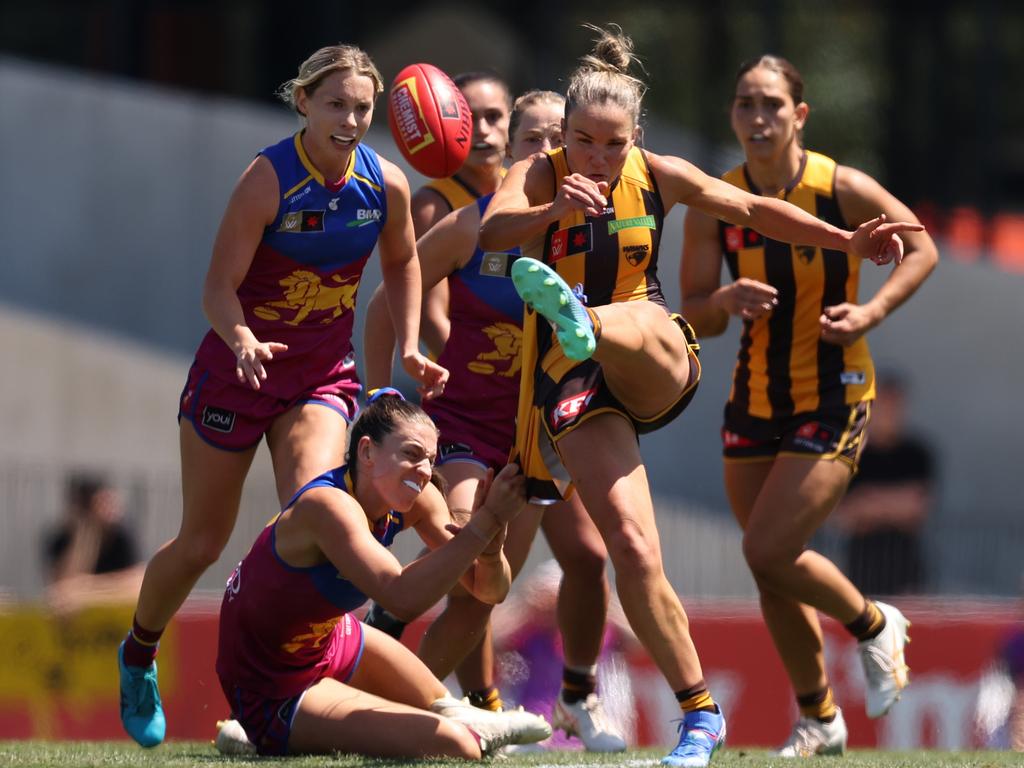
[2,2,1023,749]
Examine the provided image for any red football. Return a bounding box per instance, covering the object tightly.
[387,63,472,179]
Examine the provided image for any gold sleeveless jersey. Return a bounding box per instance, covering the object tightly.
[422,175,481,212]
[514,146,666,500]
[718,150,875,420]
[523,145,665,307]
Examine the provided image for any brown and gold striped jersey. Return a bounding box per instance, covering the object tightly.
[718,150,875,419]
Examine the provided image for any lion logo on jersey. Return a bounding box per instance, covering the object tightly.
[281,617,342,654]
[466,322,522,377]
[253,270,359,326]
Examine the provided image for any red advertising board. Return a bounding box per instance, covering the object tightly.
[0,599,1019,750]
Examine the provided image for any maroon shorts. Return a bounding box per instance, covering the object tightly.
[178,361,360,450]
[221,614,365,756]
[436,436,511,473]
[722,400,870,469]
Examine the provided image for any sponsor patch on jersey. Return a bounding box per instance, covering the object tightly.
[840,370,866,385]
[607,214,656,235]
[279,210,325,233]
[480,252,513,277]
[550,388,597,431]
[346,208,383,228]
[724,225,764,252]
[202,406,236,434]
[549,223,592,262]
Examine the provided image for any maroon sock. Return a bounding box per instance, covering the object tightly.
[122,616,163,668]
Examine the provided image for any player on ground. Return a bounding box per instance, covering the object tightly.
[680,55,937,757]
[365,90,625,751]
[215,390,550,758]
[117,44,446,747]
[480,25,923,768]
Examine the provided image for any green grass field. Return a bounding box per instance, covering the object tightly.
[0,743,1020,768]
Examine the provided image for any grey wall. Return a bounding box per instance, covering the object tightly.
[2,58,1021,596]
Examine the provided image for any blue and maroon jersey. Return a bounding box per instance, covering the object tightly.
[216,465,404,698]
[194,133,388,399]
[423,194,523,458]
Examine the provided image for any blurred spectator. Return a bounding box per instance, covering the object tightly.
[1003,625,1024,751]
[833,373,935,594]
[41,472,143,613]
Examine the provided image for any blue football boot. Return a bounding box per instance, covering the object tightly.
[661,707,726,767]
[510,257,597,361]
[118,639,166,748]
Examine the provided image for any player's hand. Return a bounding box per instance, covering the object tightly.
[479,464,526,524]
[552,173,609,218]
[717,278,778,320]
[401,352,449,400]
[234,338,288,390]
[849,214,920,266]
[820,302,879,346]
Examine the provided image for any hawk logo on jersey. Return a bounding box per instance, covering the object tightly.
[279,210,325,233]
[623,243,650,266]
[724,225,763,252]
[549,223,592,262]
[795,245,816,264]
[252,270,359,326]
[550,388,597,430]
[467,322,522,377]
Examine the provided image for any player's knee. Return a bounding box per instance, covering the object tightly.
[175,530,230,572]
[603,525,662,580]
[741,533,789,580]
[562,543,607,583]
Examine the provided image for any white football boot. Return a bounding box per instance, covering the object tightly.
[214,718,257,756]
[776,707,848,758]
[431,696,552,756]
[858,601,911,718]
[552,693,627,752]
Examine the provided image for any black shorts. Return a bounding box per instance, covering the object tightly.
[722,400,870,470]
[544,314,701,443]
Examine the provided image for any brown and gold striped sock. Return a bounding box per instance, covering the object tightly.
[561,664,597,704]
[466,686,504,712]
[845,600,886,642]
[675,680,717,714]
[797,686,837,723]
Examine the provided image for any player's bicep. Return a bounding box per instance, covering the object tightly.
[378,160,417,268]
[207,156,279,290]
[311,495,405,597]
[418,205,479,287]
